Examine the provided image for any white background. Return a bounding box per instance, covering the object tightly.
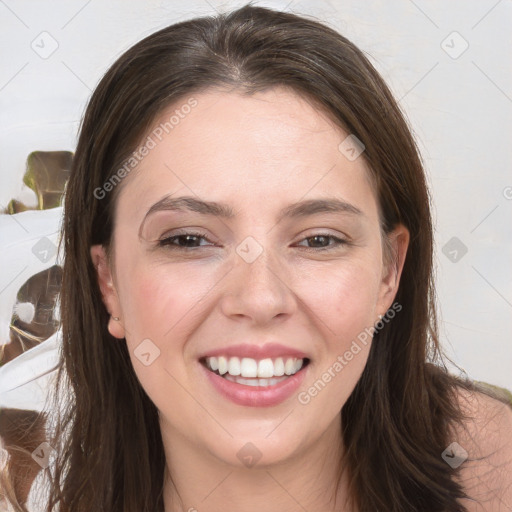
[0,0,511,391]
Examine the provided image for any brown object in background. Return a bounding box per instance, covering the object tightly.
[5,150,73,214]
[1,265,62,367]
[0,408,47,508]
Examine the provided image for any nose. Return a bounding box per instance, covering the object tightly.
[219,247,296,325]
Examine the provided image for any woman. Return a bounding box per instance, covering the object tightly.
[5,4,512,511]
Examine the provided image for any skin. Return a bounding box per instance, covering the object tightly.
[90,87,409,511]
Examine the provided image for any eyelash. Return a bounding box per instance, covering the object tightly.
[157,231,349,251]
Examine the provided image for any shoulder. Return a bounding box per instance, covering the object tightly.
[451,386,512,511]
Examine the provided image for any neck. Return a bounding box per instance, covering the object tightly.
[161,415,353,512]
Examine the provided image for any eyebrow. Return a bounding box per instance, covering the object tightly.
[140,195,363,232]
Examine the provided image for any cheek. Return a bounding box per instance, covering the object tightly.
[117,267,210,404]
[115,257,232,396]
[299,259,381,337]
[119,265,211,341]
[295,263,379,415]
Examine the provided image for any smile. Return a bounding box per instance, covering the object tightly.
[199,355,310,406]
[205,355,305,377]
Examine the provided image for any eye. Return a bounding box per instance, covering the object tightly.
[295,234,348,251]
[157,231,348,251]
[158,231,215,249]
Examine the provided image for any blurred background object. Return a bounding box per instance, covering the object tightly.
[0,150,69,509]
[4,151,72,214]
[2,265,62,367]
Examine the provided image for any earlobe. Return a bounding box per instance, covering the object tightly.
[90,244,125,339]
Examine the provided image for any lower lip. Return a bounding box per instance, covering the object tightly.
[200,362,308,407]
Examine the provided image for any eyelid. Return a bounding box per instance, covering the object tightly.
[294,226,351,242]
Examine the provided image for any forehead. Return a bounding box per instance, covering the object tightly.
[114,86,378,224]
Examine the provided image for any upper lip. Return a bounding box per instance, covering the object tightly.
[199,343,309,361]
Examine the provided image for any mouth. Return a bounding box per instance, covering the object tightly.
[199,355,311,388]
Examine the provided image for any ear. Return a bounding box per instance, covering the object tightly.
[376,224,409,316]
[90,244,125,339]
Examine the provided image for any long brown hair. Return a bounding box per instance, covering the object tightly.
[4,4,493,511]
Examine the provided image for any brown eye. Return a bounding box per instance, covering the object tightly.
[296,234,348,250]
[158,231,213,249]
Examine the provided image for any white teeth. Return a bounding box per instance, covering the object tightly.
[284,358,295,375]
[218,356,228,375]
[205,356,305,378]
[273,357,285,376]
[224,374,289,387]
[209,356,219,371]
[257,358,274,378]
[228,357,241,376]
[241,358,258,377]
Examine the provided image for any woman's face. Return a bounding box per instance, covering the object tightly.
[91,87,408,468]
